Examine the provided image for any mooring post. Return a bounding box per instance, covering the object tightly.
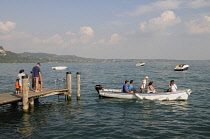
[22,76,29,112]
[76,72,81,100]
[66,72,72,100]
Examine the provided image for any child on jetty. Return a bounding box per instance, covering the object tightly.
[15,79,20,95]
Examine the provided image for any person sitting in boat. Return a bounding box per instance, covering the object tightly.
[147,81,156,93]
[123,80,134,93]
[167,80,177,92]
[128,80,136,92]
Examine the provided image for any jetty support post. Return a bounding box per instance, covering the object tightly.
[76,72,81,100]
[22,76,29,112]
[66,72,72,100]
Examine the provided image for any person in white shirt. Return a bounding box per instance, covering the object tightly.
[167,80,177,92]
[140,76,149,93]
[17,69,25,93]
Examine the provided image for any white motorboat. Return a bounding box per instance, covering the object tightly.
[174,64,189,71]
[136,63,145,66]
[95,85,191,101]
[52,66,68,70]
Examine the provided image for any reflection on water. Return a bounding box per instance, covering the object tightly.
[17,113,35,138]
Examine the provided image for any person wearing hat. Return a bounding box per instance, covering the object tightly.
[140,76,149,93]
[32,63,41,92]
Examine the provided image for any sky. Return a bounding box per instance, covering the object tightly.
[0,0,210,60]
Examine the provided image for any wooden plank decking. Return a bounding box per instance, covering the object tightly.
[0,88,68,105]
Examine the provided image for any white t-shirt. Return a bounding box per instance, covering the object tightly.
[17,73,25,86]
[141,79,147,89]
[169,84,177,92]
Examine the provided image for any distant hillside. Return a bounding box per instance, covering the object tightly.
[1,46,176,63]
[0,51,40,63]
[19,52,96,63]
[0,46,6,56]
[0,46,128,63]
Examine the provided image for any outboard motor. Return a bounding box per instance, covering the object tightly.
[95,85,103,94]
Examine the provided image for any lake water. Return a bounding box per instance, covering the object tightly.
[0,61,210,139]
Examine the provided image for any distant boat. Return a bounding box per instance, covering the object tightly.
[136,63,145,66]
[52,66,68,70]
[174,64,189,71]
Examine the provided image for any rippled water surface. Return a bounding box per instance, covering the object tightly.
[0,61,210,138]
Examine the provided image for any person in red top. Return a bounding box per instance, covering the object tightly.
[15,79,20,95]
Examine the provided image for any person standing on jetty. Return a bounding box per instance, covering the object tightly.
[17,69,25,93]
[32,63,41,92]
[15,79,20,95]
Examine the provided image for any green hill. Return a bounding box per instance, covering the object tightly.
[0,46,107,63]
[0,46,145,63]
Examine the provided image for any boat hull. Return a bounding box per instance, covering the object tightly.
[174,67,188,71]
[98,89,191,101]
[52,66,68,70]
[174,64,189,71]
[136,63,145,66]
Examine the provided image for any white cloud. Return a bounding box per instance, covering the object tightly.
[140,11,181,32]
[0,31,31,40]
[0,21,16,33]
[33,34,64,45]
[69,38,79,45]
[108,33,122,44]
[93,33,122,45]
[123,0,210,17]
[79,26,94,44]
[79,26,94,37]
[125,0,182,16]
[186,16,210,34]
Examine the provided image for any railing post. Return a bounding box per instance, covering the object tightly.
[22,76,29,112]
[76,72,81,100]
[66,72,72,100]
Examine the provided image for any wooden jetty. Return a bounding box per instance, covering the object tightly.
[0,88,68,105]
[0,72,81,112]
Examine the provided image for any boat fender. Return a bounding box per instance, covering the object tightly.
[186,89,191,95]
[95,85,103,94]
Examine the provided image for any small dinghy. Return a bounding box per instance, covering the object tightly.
[52,66,68,70]
[95,85,192,101]
[174,64,189,71]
